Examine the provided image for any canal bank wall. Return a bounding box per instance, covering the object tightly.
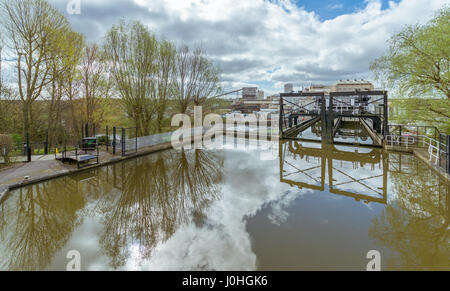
[0,129,214,203]
[0,141,174,203]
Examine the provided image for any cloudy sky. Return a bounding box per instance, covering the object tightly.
[51,0,448,95]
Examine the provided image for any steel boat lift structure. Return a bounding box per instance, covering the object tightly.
[279,90,389,147]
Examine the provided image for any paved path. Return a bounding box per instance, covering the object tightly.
[0,142,173,202]
[0,154,56,163]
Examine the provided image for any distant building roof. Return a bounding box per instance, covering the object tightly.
[336,79,372,85]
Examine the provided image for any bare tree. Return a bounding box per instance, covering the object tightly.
[154,40,176,133]
[173,45,221,114]
[104,20,158,136]
[0,0,72,137]
[81,43,110,135]
[0,36,2,97]
[190,48,221,107]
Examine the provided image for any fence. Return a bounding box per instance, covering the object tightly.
[108,127,138,157]
[4,133,50,163]
[386,125,449,174]
[388,124,442,141]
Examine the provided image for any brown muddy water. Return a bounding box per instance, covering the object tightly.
[0,139,448,270]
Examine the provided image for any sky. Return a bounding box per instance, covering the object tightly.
[43,0,450,95]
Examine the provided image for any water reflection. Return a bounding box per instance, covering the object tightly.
[299,120,372,145]
[0,140,448,270]
[280,140,387,204]
[96,149,223,269]
[370,154,449,270]
[0,149,223,270]
[0,181,85,270]
[334,120,372,144]
[278,140,449,270]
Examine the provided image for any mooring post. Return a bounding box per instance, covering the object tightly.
[112,127,116,155]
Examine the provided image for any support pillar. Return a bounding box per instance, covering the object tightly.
[383,91,389,137]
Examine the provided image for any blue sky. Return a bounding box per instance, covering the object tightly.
[294,0,401,20]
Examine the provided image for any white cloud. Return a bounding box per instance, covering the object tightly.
[328,3,344,10]
[56,0,449,94]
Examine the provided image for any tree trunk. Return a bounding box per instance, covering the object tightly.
[22,102,30,138]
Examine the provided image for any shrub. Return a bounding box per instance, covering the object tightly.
[97,135,108,145]
[9,133,22,145]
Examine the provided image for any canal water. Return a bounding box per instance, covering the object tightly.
[297,120,374,145]
[0,139,448,270]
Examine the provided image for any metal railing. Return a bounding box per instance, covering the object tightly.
[386,134,449,173]
[386,135,416,148]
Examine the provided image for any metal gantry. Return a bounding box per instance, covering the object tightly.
[279,91,388,147]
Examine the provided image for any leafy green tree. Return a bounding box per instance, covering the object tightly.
[389,98,450,134]
[46,28,84,146]
[371,7,449,100]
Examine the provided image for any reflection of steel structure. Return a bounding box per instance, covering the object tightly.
[279,140,388,204]
[279,91,388,147]
[334,121,369,141]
